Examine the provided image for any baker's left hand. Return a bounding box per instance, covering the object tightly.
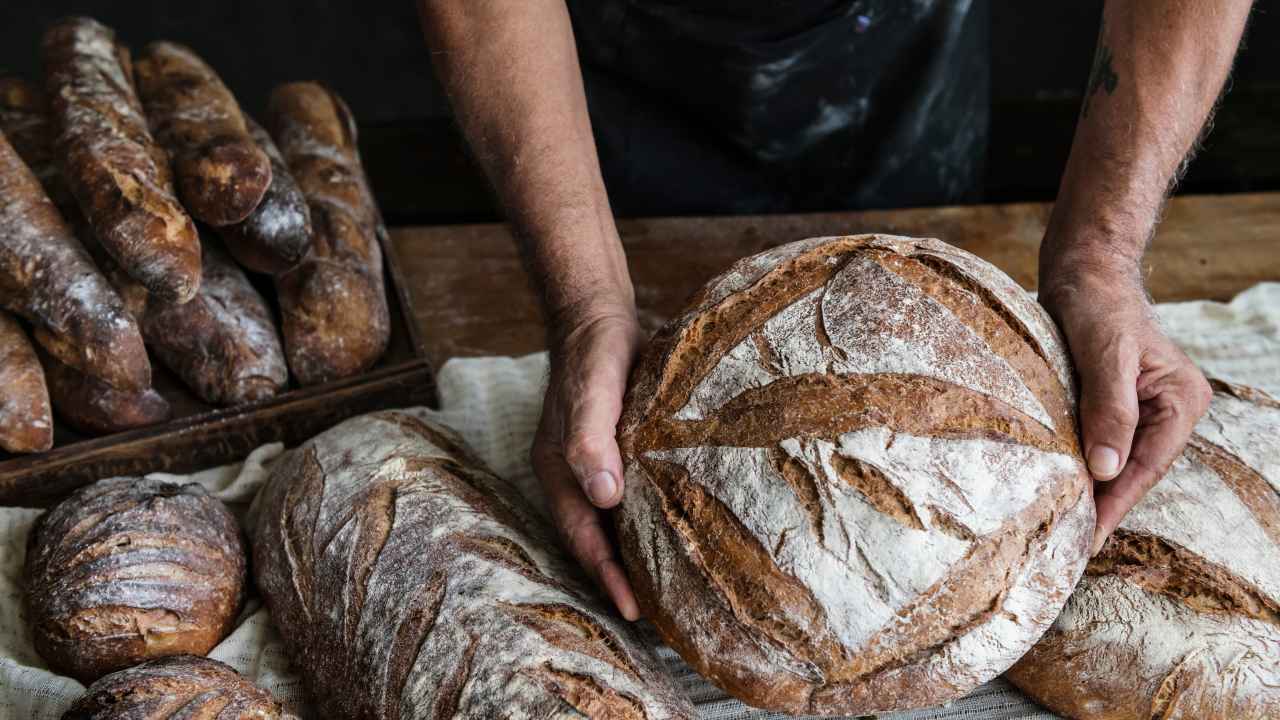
[1039,258,1212,555]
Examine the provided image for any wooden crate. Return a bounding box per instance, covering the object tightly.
[0,228,435,507]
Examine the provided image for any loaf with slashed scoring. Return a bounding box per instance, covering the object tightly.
[63,655,294,720]
[100,235,289,406]
[135,41,272,226]
[1007,379,1280,720]
[24,477,246,682]
[268,82,389,385]
[617,234,1094,715]
[217,116,313,274]
[1,75,171,431]
[0,127,150,392]
[252,410,695,719]
[0,310,52,453]
[43,17,202,304]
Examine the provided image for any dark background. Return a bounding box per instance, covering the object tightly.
[3,1,1278,224]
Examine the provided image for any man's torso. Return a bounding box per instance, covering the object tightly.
[568,0,990,215]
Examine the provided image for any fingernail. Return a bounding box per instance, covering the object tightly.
[585,471,617,505]
[1090,529,1108,557]
[1088,445,1121,480]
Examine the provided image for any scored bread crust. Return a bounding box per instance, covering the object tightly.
[252,410,694,719]
[24,477,246,683]
[0,124,150,393]
[134,41,272,227]
[42,17,202,304]
[217,116,313,275]
[95,235,289,406]
[1007,379,1280,720]
[267,82,389,385]
[63,655,293,720]
[617,234,1093,714]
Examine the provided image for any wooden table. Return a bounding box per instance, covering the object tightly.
[390,193,1280,368]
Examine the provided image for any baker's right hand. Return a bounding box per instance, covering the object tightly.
[531,301,644,620]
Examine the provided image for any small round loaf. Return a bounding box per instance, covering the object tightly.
[617,234,1094,714]
[24,477,246,682]
[1008,379,1280,720]
[62,655,291,720]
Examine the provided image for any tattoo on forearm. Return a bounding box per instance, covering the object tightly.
[1082,19,1119,118]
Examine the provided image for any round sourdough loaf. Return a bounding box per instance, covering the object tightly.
[1008,379,1280,720]
[24,477,246,682]
[616,234,1095,714]
[62,655,293,719]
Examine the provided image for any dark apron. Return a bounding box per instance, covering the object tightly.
[566,0,990,216]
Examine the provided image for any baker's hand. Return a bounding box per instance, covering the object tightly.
[1040,261,1212,555]
[531,301,644,620]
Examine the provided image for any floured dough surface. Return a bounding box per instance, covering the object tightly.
[1008,382,1280,720]
[618,234,1093,715]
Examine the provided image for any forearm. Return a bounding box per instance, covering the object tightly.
[417,0,632,321]
[1042,0,1252,283]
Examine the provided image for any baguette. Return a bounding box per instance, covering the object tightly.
[1,75,170,429]
[0,311,53,453]
[94,235,288,406]
[41,351,170,436]
[0,129,150,391]
[252,410,695,718]
[268,82,389,385]
[217,116,312,274]
[134,41,272,226]
[63,656,294,720]
[42,17,201,304]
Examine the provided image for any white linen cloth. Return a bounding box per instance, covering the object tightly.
[2,282,1278,720]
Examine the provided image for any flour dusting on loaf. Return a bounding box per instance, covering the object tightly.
[267,82,389,385]
[252,410,694,719]
[64,655,295,719]
[112,237,289,405]
[1008,381,1280,720]
[618,234,1093,715]
[24,477,246,682]
[674,255,1053,427]
[0,125,149,391]
[217,116,313,275]
[42,17,202,303]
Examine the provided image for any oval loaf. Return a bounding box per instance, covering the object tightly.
[24,477,246,682]
[252,410,694,719]
[1008,379,1280,720]
[617,234,1094,714]
[63,655,294,720]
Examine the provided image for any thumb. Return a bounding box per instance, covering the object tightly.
[559,333,636,509]
[1076,345,1140,481]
